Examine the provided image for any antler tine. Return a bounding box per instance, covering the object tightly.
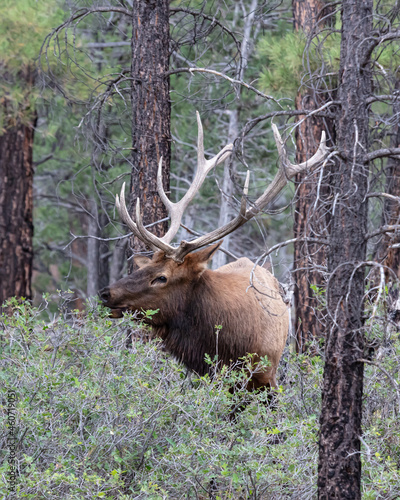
[272,124,327,175]
[197,111,233,169]
[172,126,330,260]
[245,124,329,216]
[135,198,175,254]
[155,156,180,245]
[157,112,233,246]
[173,170,251,261]
[116,114,233,258]
[115,182,174,254]
[156,157,171,210]
[115,183,142,240]
[196,110,205,168]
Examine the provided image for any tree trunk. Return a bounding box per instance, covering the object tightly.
[109,239,127,284]
[87,119,110,295]
[318,0,372,497]
[212,0,258,270]
[292,0,333,352]
[0,67,36,304]
[86,200,100,297]
[212,110,238,270]
[98,210,110,290]
[293,95,329,352]
[129,0,171,262]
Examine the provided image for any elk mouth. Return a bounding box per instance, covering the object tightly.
[100,301,129,318]
[105,305,132,318]
[108,307,125,318]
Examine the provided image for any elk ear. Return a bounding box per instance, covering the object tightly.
[134,255,152,269]
[192,241,223,267]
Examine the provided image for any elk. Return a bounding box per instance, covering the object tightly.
[100,113,328,391]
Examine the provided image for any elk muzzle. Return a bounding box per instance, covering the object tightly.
[98,287,125,318]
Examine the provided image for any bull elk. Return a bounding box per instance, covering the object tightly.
[100,113,328,391]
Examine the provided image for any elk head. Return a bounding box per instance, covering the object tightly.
[99,242,222,320]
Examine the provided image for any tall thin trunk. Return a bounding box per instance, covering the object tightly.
[109,239,127,284]
[88,120,110,295]
[292,0,333,352]
[86,200,99,297]
[98,210,110,290]
[213,0,258,269]
[129,0,171,262]
[0,67,36,304]
[212,110,238,270]
[318,0,372,497]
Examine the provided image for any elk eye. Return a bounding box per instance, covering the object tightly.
[151,276,167,285]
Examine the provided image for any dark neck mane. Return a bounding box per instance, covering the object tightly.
[153,270,250,375]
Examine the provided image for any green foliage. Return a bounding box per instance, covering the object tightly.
[257,29,340,97]
[0,0,64,129]
[258,32,307,96]
[1,301,399,498]
[0,0,64,68]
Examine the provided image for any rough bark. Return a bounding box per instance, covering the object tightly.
[318,1,372,498]
[293,94,329,351]
[293,0,323,32]
[292,0,333,352]
[0,67,36,304]
[129,0,171,263]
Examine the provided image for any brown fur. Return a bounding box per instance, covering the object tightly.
[100,243,289,390]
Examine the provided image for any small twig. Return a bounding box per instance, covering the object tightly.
[63,218,170,250]
[33,154,54,167]
[358,358,400,407]
[358,435,372,461]
[170,7,241,53]
[262,236,329,258]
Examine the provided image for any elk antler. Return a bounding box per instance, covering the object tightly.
[116,114,329,263]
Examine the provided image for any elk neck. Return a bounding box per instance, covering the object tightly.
[153,268,255,376]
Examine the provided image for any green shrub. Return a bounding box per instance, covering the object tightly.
[0,299,399,499]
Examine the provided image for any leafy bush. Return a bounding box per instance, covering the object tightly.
[0,299,399,499]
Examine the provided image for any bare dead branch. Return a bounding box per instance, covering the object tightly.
[365,224,400,240]
[366,94,400,104]
[366,192,400,202]
[365,147,400,162]
[170,7,241,54]
[86,41,131,48]
[358,359,400,406]
[261,236,329,258]
[238,103,338,139]
[165,67,284,106]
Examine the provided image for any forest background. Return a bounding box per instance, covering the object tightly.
[1,0,400,498]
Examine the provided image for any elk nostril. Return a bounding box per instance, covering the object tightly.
[99,287,110,303]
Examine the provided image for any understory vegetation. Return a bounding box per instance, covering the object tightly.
[1,298,399,499]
